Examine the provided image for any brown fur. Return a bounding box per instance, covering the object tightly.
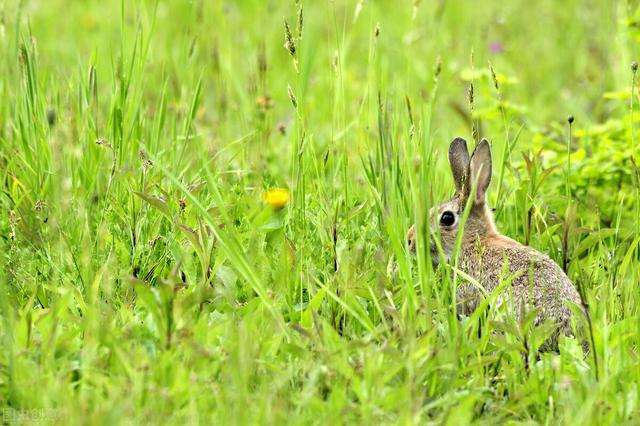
[408,138,582,350]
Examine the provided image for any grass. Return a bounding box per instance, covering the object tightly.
[0,0,639,424]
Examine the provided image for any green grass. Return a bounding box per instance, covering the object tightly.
[1,0,639,424]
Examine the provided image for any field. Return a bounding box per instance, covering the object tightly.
[1,0,639,424]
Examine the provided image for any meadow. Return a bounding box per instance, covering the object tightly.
[1,0,639,424]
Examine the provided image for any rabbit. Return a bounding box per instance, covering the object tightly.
[407,137,583,350]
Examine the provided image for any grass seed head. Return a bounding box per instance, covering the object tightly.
[405,95,414,125]
[139,149,153,168]
[287,84,298,109]
[297,6,304,38]
[489,63,499,91]
[284,19,296,57]
[258,45,267,77]
[632,61,638,73]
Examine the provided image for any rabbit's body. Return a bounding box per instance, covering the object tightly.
[457,231,580,331]
[408,138,582,349]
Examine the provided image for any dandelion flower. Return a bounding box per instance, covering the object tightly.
[265,188,289,209]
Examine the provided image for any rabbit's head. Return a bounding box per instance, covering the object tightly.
[409,137,498,263]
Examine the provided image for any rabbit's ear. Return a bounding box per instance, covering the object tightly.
[448,137,470,197]
[469,138,492,205]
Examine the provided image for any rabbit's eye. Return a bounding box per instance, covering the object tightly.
[439,211,455,227]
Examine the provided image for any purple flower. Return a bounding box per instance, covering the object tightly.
[489,41,504,54]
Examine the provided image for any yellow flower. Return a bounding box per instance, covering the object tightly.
[82,13,97,32]
[264,188,289,209]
